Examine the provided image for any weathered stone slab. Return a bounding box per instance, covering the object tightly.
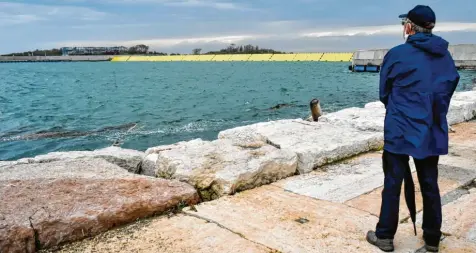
[364,101,385,109]
[447,100,476,125]
[345,164,476,221]
[414,188,476,243]
[272,152,415,203]
[9,146,145,173]
[319,106,385,132]
[0,159,199,253]
[393,223,476,252]
[183,185,379,253]
[0,158,140,181]
[452,90,476,102]
[0,161,14,168]
[449,121,476,148]
[440,156,476,172]
[447,91,476,125]
[52,214,271,253]
[141,138,298,200]
[446,121,476,162]
[218,119,383,174]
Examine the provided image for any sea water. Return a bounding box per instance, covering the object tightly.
[1,62,475,160]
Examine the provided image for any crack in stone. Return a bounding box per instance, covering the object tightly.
[183,212,282,253]
[28,216,40,251]
[265,139,281,149]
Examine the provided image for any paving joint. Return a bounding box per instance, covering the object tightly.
[400,178,476,224]
[273,183,383,221]
[182,211,282,253]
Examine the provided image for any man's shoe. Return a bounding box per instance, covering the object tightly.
[366,231,395,252]
[415,244,439,252]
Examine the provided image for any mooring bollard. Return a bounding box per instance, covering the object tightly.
[310,99,322,122]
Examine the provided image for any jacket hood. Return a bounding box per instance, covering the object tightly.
[407,33,449,56]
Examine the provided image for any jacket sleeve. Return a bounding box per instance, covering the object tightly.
[379,50,397,106]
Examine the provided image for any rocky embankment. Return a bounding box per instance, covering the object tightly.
[1,90,476,253]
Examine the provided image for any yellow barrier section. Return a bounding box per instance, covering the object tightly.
[248,54,273,61]
[149,56,183,61]
[111,56,131,62]
[319,53,353,62]
[168,55,184,61]
[181,55,200,61]
[148,56,165,62]
[269,54,297,61]
[306,53,324,61]
[228,54,252,61]
[293,54,309,61]
[196,55,215,61]
[128,56,149,62]
[111,53,353,62]
[212,55,232,61]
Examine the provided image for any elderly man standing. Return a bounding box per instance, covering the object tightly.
[366,5,460,253]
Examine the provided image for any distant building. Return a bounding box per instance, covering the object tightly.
[61,46,128,56]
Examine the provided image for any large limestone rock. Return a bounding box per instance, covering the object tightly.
[448,100,476,125]
[141,138,298,200]
[0,158,140,181]
[218,119,383,174]
[452,90,476,102]
[0,158,199,253]
[319,106,385,132]
[447,91,476,125]
[12,146,145,173]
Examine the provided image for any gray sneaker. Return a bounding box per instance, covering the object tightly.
[366,231,395,252]
[415,244,439,252]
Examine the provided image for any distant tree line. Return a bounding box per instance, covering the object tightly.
[2,48,63,56]
[2,44,284,56]
[200,44,285,55]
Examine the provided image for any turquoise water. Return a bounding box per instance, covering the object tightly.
[1,62,475,160]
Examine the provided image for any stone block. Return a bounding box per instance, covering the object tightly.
[0,159,199,253]
[142,139,298,200]
[320,106,385,132]
[273,152,400,203]
[13,146,145,173]
[218,119,383,174]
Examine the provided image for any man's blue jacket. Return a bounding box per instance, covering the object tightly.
[380,33,460,159]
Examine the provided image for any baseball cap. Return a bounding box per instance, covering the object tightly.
[399,5,436,29]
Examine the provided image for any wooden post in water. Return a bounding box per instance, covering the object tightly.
[310,99,322,122]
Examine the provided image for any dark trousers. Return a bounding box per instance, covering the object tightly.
[375,150,442,246]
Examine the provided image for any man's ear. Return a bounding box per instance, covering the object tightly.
[405,23,412,34]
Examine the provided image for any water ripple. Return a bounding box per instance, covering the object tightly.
[1,62,475,160]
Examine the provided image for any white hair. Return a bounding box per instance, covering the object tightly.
[404,19,433,34]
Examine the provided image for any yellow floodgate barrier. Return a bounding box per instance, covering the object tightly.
[111,52,353,62]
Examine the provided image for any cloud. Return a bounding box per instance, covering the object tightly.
[56,34,259,48]
[0,2,108,25]
[51,22,476,51]
[0,13,43,26]
[73,0,252,10]
[165,0,241,10]
[300,22,476,38]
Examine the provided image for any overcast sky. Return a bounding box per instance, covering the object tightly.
[1,0,475,54]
